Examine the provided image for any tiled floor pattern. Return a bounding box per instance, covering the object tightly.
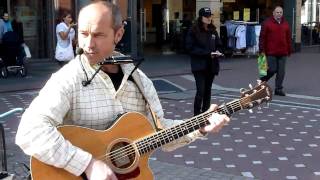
[152,97,320,180]
[1,91,320,179]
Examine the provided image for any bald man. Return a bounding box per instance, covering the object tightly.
[16,2,229,179]
[259,6,292,96]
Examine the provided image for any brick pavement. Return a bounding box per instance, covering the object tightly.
[2,86,320,179]
[0,90,255,180]
[1,51,320,179]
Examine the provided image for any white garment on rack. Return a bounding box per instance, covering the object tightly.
[235,25,246,49]
[254,25,261,54]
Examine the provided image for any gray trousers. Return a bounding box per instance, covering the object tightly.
[260,56,287,91]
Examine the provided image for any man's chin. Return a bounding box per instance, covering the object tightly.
[84,54,101,64]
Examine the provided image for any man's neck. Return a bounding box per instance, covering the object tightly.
[101,64,119,73]
[274,17,281,24]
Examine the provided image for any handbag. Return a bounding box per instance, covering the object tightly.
[257,54,267,77]
[55,38,74,62]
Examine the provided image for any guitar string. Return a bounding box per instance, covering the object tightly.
[97,100,244,162]
[99,100,243,162]
[97,100,243,162]
[100,109,230,163]
[94,110,213,162]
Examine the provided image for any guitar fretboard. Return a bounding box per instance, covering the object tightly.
[135,99,244,155]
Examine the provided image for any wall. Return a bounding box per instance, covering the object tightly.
[196,0,221,32]
[295,0,301,45]
[168,0,183,20]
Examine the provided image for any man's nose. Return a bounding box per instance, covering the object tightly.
[86,35,95,49]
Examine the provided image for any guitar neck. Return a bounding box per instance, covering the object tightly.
[135,99,244,155]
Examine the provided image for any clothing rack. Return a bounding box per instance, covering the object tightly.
[229,20,259,25]
[221,20,261,57]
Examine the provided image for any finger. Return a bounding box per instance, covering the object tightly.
[209,104,218,111]
[203,114,219,132]
[110,173,118,180]
[205,114,229,132]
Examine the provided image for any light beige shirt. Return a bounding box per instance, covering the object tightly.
[15,55,203,176]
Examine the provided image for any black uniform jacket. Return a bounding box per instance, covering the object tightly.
[186,24,222,75]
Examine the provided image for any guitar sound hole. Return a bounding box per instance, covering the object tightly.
[109,141,136,169]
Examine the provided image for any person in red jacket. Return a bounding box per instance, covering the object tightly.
[259,6,291,96]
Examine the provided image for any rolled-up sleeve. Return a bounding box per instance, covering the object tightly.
[15,71,92,176]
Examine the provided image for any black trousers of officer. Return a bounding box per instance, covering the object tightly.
[193,70,215,116]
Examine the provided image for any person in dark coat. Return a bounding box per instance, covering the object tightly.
[186,7,223,116]
[12,16,24,45]
[259,6,292,96]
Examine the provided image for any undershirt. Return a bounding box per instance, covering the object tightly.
[107,68,133,90]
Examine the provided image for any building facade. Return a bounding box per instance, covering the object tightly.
[0,0,306,61]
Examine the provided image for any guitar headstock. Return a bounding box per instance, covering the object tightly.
[240,81,272,110]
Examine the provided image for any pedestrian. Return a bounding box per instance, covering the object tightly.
[15,2,230,179]
[259,6,292,96]
[0,18,5,56]
[2,12,13,32]
[11,14,26,65]
[12,15,24,44]
[186,7,223,116]
[55,11,76,67]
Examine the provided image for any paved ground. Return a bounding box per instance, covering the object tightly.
[0,50,320,179]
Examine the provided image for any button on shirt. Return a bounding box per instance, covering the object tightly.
[16,55,204,176]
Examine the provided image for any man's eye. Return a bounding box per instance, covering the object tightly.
[80,33,88,37]
[95,34,105,37]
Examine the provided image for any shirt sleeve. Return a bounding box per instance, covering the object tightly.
[56,23,67,33]
[15,69,92,176]
[259,21,267,53]
[286,23,292,55]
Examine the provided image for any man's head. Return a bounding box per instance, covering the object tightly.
[273,6,283,22]
[3,13,9,22]
[78,1,124,65]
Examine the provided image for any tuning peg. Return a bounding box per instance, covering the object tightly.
[257,79,262,85]
[248,109,253,113]
[240,88,246,93]
[249,84,253,89]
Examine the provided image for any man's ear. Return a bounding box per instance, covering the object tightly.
[114,26,124,45]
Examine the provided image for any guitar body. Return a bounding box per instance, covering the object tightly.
[30,112,156,180]
[30,82,272,179]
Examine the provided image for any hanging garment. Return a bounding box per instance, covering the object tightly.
[254,25,261,54]
[246,25,256,47]
[235,25,246,49]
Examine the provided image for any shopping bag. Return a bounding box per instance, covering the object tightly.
[22,43,32,58]
[257,54,267,77]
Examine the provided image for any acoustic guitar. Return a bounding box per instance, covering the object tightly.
[30,81,272,180]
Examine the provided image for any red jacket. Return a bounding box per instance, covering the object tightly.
[259,17,292,56]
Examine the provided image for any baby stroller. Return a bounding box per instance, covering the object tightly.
[0,31,27,78]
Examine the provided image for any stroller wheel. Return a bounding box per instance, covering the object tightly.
[1,67,8,78]
[19,66,27,77]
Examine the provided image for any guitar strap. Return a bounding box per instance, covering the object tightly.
[130,71,163,132]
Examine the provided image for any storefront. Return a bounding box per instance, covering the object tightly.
[1,0,55,59]
[301,0,320,46]
[1,0,302,60]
